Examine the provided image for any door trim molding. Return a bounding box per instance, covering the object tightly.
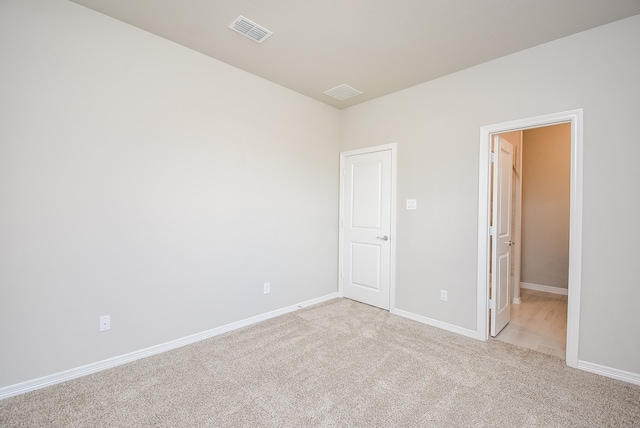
[338,143,398,311]
[476,109,583,368]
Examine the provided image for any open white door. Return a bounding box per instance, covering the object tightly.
[341,149,392,310]
[490,135,514,336]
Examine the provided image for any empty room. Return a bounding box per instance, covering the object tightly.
[1,0,639,426]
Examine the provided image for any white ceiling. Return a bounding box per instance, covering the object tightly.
[69,0,640,109]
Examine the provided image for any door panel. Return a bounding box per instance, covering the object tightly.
[350,243,381,290]
[342,150,391,310]
[352,162,382,229]
[491,136,514,336]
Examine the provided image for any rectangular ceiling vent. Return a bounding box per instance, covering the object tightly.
[323,84,363,101]
[229,16,272,43]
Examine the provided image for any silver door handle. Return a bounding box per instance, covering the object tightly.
[377,236,389,241]
[507,241,515,246]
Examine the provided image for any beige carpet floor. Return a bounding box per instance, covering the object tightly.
[1,298,639,427]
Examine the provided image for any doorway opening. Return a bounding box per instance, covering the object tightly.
[476,109,583,368]
[492,124,571,359]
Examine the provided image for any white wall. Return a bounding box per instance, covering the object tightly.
[341,15,640,374]
[0,0,340,388]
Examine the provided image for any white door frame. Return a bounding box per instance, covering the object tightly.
[339,143,398,311]
[476,109,583,368]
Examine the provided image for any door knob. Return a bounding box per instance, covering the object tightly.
[377,236,389,241]
[507,241,515,246]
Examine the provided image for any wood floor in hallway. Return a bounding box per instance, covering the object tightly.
[495,288,568,359]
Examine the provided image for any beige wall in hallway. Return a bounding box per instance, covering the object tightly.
[521,124,571,289]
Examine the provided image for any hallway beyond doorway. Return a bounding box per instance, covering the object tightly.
[495,288,567,359]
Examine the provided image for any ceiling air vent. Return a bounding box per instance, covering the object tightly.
[323,84,362,101]
[229,16,273,43]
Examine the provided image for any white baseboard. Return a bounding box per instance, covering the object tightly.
[520,282,568,295]
[577,360,640,386]
[392,308,640,387]
[391,308,477,339]
[0,292,340,400]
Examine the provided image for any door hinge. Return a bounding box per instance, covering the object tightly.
[488,299,495,309]
[490,152,497,162]
[489,225,496,236]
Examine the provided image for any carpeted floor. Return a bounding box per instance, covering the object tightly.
[1,298,639,427]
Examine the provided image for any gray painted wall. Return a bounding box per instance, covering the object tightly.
[341,15,640,374]
[0,0,340,388]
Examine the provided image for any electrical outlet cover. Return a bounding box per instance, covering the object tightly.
[99,315,111,332]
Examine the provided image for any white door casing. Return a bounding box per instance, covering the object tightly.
[490,136,514,336]
[339,144,397,311]
[477,109,583,368]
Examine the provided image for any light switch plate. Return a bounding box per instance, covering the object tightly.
[406,199,417,210]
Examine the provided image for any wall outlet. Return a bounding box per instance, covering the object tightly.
[263,282,271,294]
[99,315,110,332]
[440,290,448,302]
